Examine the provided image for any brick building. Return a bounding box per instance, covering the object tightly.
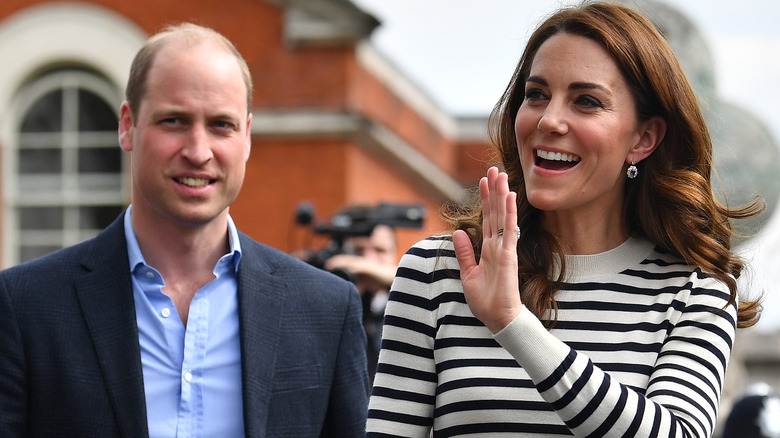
[3,0,780,433]
[0,0,492,267]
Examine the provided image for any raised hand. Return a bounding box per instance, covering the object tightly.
[453,167,522,333]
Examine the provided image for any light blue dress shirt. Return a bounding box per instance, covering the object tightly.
[125,206,244,437]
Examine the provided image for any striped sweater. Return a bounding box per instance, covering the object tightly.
[366,236,737,437]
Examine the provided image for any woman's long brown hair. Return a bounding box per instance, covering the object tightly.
[445,2,763,328]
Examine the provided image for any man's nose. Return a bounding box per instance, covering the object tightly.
[181,124,214,164]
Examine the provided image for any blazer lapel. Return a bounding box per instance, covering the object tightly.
[236,235,286,438]
[72,223,292,437]
[75,215,148,438]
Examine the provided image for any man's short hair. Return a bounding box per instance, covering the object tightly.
[124,23,253,122]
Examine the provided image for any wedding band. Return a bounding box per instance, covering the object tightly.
[496,226,521,238]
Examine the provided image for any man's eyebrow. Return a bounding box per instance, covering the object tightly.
[151,108,188,118]
[211,111,242,120]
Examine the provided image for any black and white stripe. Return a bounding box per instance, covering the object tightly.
[367,236,737,437]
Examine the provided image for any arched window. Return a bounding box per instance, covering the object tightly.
[9,69,127,264]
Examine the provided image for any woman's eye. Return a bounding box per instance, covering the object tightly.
[575,95,603,109]
[524,89,547,101]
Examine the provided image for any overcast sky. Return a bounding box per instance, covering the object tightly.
[351,0,780,331]
[352,0,780,143]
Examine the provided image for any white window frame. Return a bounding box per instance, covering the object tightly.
[10,70,127,263]
[0,3,145,266]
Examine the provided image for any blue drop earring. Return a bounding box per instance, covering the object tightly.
[627,161,638,179]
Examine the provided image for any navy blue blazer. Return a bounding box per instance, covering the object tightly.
[0,212,369,437]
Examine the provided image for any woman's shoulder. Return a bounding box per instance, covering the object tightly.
[394,235,460,285]
[630,239,734,306]
[400,235,458,266]
[389,235,464,312]
[404,235,454,256]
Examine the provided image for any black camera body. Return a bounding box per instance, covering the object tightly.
[296,202,425,275]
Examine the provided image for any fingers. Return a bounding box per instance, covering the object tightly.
[496,172,509,236]
[453,229,476,275]
[479,175,491,239]
[503,191,519,245]
[480,167,515,242]
[480,167,499,238]
[489,169,503,239]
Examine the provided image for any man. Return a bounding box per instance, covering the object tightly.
[0,23,369,437]
[325,224,397,378]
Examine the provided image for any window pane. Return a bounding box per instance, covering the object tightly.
[19,175,62,192]
[79,147,122,173]
[12,71,126,266]
[18,149,62,173]
[77,174,123,191]
[79,206,123,229]
[79,90,118,131]
[19,207,63,230]
[20,245,62,263]
[21,90,62,133]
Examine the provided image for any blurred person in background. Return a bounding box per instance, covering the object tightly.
[722,384,780,438]
[326,224,398,379]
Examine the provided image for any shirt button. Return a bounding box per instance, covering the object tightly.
[184,372,193,382]
[161,308,171,318]
[145,271,154,279]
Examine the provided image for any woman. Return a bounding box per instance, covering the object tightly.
[366,2,762,437]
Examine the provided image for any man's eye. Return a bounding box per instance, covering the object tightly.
[162,118,178,124]
[213,121,235,130]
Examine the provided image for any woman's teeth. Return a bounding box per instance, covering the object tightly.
[536,150,581,162]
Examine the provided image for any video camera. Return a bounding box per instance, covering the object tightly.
[295,202,426,274]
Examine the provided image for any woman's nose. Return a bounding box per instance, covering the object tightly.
[537,100,569,136]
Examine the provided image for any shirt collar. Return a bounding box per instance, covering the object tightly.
[124,204,242,273]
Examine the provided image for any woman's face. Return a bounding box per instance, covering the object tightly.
[515,32,646,223]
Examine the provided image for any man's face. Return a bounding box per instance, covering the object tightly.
[349,225,397,265]
[119,41,251,230]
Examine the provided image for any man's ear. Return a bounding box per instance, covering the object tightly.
[627,115,666,164]
[118,102,134,152]
[244,112,252,161]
